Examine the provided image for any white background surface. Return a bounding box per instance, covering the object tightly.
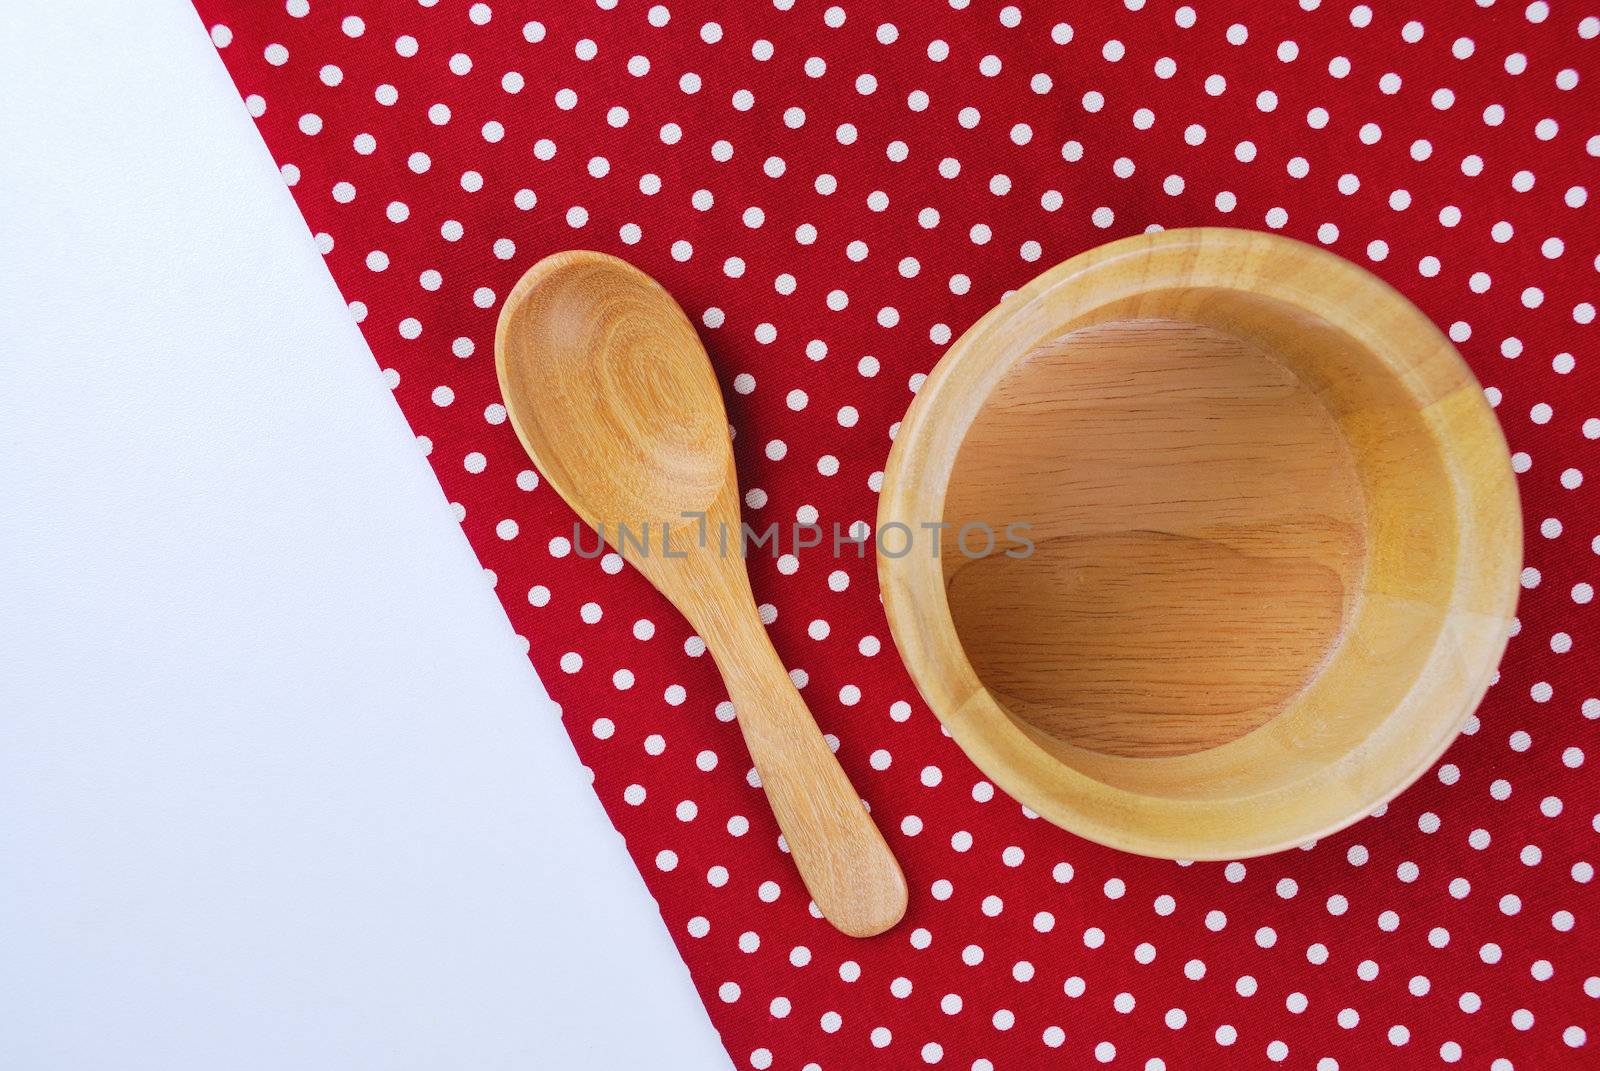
[0,3,728,1068]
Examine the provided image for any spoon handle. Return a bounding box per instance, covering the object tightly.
[705,608,908,938]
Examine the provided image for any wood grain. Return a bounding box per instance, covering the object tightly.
[879,228,1521,859]
[944,319,1364,757]
[497,251,907,936]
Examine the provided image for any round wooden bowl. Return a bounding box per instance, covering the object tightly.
[878,228,1521,859]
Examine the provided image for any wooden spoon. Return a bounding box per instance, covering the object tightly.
[495,250,908,938]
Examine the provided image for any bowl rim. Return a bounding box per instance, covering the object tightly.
[877,227,1522,859]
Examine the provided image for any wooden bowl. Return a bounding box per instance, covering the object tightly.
[878,228,1521,859]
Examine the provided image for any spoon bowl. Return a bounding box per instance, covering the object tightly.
[496,254,727,540]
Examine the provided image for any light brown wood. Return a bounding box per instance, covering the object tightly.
[496,250,907,936]
[944,319,1367,757]
[880,228,1521,859]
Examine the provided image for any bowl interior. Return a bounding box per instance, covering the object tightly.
[879,229,1521,857]
[943,285,1455,802]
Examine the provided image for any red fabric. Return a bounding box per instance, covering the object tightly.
[192,1,1597,1067]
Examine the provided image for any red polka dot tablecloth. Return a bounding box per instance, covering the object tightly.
[192,1,1597,1067]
